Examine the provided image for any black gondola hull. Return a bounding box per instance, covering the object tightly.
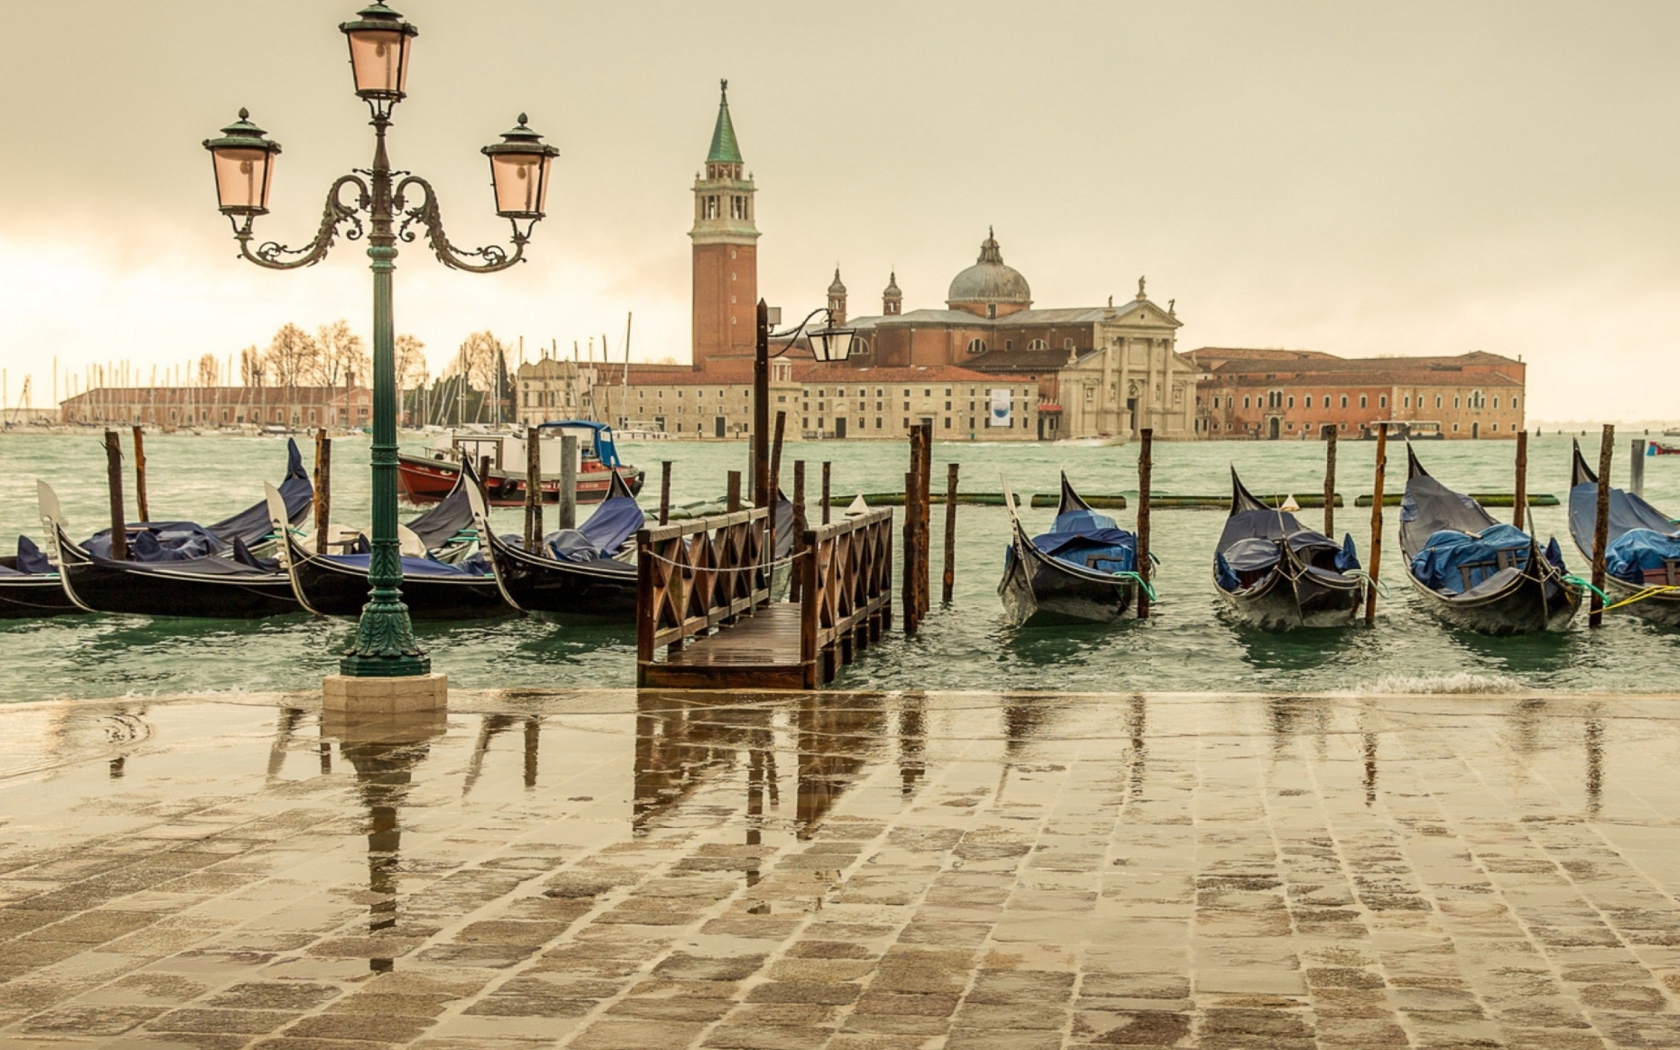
[1216,568,1363,631]
[1600,575,1680,627]
[1405,566,1579,635]
[999,527,1136,627]
[55,533,299,620]
[282,534,511,620]
[486,534,637,623]
[0,576,82,618]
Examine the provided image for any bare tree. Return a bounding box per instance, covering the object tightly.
[239,345,263,386]
[452,330,511,422]
[394,333,428,389]
[264,323,320,389]
[197,354,219,388]
[316,319,369,388]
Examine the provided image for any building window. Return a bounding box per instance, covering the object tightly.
[1005,340,1013,350]
[1379,395,1387,408]
[1303,395,1311,408]
[1454,396,1461,408]
[1512,396,1519,409]
[1404,395,1411,408]
[1026,339,1048,351]
[1340,395,1348,408]
[1359,395,1367,408]
[853,338,871,355]
[1435,395,1443,408]
[1287,396,1295,409]
[902,418,909,428]
[944,418,951,429]
[966,339,986,354]
[1453,423,1460,432]
[1064,338,1076,350]
[876,418,883,428]
[1243,396,1251,409]
[1492,422,1499,432]
[1493,396,1500,408]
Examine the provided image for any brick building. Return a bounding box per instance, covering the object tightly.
[59,386,371,430]
[1192,349,1526,440]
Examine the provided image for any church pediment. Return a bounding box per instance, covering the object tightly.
[1104,297,1181,330]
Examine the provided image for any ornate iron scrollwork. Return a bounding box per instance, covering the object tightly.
[393,175,528,274]
[232,174,370,270]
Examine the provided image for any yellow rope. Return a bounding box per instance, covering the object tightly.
[1601,584,1680,613]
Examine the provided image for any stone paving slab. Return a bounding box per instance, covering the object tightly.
[0,690,1677,1048]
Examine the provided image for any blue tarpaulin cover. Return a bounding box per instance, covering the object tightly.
[1032,509,1137,575]
[1409,523,1532,594]
[1567,467,1680,584]
[546,487,646,563]
[15,536,50,575]
[1605,529,1680,582]
[1214,471,1359,594]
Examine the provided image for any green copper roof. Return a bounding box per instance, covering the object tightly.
[707,79,742,164]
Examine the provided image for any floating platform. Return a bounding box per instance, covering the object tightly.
[1355,492,1559,507]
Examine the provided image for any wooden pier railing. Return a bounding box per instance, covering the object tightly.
[637,504,894,689]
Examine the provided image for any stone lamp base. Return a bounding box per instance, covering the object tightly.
[322,673,448,714]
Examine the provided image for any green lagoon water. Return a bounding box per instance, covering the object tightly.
[1,429,1674,703]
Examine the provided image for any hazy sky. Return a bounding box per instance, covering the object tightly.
[0,1,1676,421]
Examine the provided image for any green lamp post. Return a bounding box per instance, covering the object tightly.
[204,1,559,678]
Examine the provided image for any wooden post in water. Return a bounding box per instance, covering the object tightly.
[658,461,672,525]
[103,430,126,561]
[1365,428,1387,626]
[1323,427,1336,536]
[131,425,150,523]
[524,430,542,552]
[1590,424,1614,628]
[770,411,786,499]
[1512,429,1528,528]
[1136,428,1153,619]
[726,470,742,513]
[314,428,332,542]
[791,460,807,603]
[746,447,758,506]
[919,424,934,615]
[942,462,959,605]
[903,468,918,636]
[1631,439,1646,498]
[559,435,578,530]
[821,461,832,525]
[476,455,494,507]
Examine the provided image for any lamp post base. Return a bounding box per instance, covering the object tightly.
[323,672,447,714]
[339,652,432,678]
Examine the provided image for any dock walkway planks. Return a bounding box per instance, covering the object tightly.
[640,602,809,689]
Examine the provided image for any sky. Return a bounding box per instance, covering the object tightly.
[0,1,1676,422]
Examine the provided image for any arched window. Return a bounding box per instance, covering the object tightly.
[966,339,987,355]
[851,337,871,356]
[1026,339,1048,351]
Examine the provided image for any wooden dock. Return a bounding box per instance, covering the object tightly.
[637,505,895,689]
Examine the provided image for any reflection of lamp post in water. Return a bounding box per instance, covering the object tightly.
[327,709,445,973]
[202,2,558,681]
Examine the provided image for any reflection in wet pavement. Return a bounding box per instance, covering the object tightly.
[0,690,1679,1047]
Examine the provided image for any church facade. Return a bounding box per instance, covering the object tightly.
[827,234,1199,441]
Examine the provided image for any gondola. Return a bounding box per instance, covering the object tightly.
[37,440,315,619]
[1399,446,1579,634]
[267,478,511,620]
[0,535,80,618]
[1213,469,1365,630]
[998,472,1142,627]
[1568,441,1680,626]
[467,463,643,622]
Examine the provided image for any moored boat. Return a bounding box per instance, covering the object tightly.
[1568,441,1680,626]
[1400,447,1579,634]
[1213,469,1364,630]
[398,421,643,506]
[0,536,80,618]
[998,472,1142,627]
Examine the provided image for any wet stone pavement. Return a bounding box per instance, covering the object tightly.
[0,691,1679,1048]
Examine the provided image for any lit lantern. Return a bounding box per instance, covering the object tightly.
[202,109,281,216]
[482,115,560,220]
[339,2,417,102]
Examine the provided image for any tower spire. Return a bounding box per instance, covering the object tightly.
[707,79,743,164]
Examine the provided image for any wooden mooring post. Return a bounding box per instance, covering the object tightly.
[1365,427,1388,626]
[791,460,807,603]
[559,435,578,530]
[942,462,959,605]
[902,465,918,636]
[1322,427,1336,536]
[1512,429,1528,528]
[821,462,832,525]
[1590,424,1614,628]
[1136,428,1153,619]
[658,461,672,525]
[131,425,150,523]
[524,429,542,551]
[314,428,332,541]
[103,430,126,561]
[1631,438,1646,497]
[726,470,743,513]
[919,424,933,616]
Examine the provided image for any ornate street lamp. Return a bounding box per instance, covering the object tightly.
[204,1,558,679]
[753,301,855,514]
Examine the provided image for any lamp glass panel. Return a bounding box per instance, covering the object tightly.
[347,29,410,96]
[490,153,545,216]
[211,147,274,213]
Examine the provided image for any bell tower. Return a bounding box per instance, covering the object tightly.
[690,80,759,371]
[827,268,847,325]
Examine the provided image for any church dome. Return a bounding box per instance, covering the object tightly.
[946,229,1030,309]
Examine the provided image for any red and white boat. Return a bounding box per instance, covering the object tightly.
[399,421,643,506]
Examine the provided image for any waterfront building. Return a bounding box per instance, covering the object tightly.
[1191,348,1526,440]
[827,240,1197,441]
[59,385,371,429]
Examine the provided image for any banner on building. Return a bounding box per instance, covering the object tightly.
[988,388,1012,428]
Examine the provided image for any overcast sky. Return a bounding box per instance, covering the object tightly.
[0,1,1675,421]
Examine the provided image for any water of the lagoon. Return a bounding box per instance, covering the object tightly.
[0,429,1674,704]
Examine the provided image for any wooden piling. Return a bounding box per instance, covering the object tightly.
[103,430,126,561]
[919,424,933,615]
[726,470,742,513]
[821,462,832,525]
[131,425,149,523]
[746,447,758,506]
[769,411,786,499]
[314,428,332,542]
[524,429,542,551]
[942,462,959,605]
[1323,427,1336,536]
[658,461,672,525]
[1365,427,1387,626]
[792,460,807,602]
[1136,428,1153,619]
[1590,424,1613,628]
[559,435,578,530]
[903,468,918,636]
[1631,439,1646,498]
[1512,429,1528,528]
